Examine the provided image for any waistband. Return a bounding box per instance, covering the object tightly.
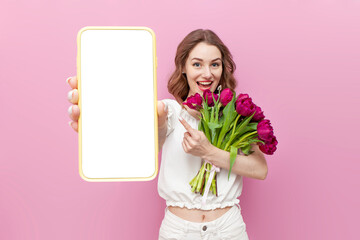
[164,203,241,235]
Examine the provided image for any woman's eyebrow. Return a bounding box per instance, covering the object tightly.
[191,57,222,62]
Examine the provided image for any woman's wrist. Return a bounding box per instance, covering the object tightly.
[202,145,219,165]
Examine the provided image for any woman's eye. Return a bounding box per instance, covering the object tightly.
[193,63,200,67]
[212,63,219,67]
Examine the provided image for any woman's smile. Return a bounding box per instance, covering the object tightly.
[196,81,214,91]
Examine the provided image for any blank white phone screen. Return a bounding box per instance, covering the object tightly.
[78,27,157,181]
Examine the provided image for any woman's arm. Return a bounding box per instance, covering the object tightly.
[158,101,168,151]
[158,122,167,151]
[178,116,268,180]
[202,143,268,180]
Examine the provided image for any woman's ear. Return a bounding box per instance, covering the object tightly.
[182,72,187,79]
[181,66,186,75]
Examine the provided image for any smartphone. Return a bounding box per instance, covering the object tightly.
[77,26,158,182]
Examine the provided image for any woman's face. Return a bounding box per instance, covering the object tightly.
[184,42,223,98]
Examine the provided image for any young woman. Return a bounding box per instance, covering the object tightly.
[67,29,268,240]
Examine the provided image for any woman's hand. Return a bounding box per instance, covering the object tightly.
[66,77,168,134]
[66,76,80,132]
[178,116,214,158]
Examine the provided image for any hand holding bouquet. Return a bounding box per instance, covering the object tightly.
[182,87,278,206]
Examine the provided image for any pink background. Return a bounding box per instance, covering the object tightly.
[1,0,359,239]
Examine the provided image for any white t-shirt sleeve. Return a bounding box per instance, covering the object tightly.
[161,99,177,137]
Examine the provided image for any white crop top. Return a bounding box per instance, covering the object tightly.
[157,99,244,210]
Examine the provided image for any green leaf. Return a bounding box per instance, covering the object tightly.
[228,146,238,181]
[233,112,256,136]
[198,120,204,132]
[207,122,222,144]
[214,127,221,145]
[215,102,221,124]
[220,131,233,149]
[240,143,252,155]
[248,138,264,145]
[207,122,222,130]
[202,101,210,122]
[229,121,235,130]
[210,106,215,122]
[216,95,238,147]
[247,122,258,131]
[232,131,257,150]
[219,116,225,125]
[236,122,257,135]
[201,119,211,142]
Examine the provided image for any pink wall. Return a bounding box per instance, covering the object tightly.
[1,0,359,239]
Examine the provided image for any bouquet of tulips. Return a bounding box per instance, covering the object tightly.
[183,87,278,203]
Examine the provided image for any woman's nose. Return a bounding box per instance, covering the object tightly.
[202,66,212,78]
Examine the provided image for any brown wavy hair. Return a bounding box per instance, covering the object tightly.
[168,29,237,106]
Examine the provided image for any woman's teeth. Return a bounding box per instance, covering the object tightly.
[197,81,212,86]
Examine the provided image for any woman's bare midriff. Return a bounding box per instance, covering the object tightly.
[168,205,232,223]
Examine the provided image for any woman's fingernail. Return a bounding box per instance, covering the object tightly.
[68,106,73,116]
[66,77,72,84]
[68,121,72,127]
[178,116,183,121]
[67,90,73,101]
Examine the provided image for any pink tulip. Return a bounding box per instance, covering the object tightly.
[236,93,249,104]
[259,135,278,155]
[252,104,265,122]
[219,88,233,106]
[257,119,274,143]
[236,97,256,116]
[182,93,203,110]
[203,89,219,107]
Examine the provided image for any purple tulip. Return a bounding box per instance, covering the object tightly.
[259,135,278,155]
[252,104,265,122]
[236,93,249,104]
[182,93,203,110]
[257,119,274,143]
[193,93,203,104]
[219,88,233,106]
[236,97,256,116]
[203,89,219,107]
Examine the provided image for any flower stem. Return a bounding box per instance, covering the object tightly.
[212,173,217,196]
[203,163,210,195]
[196,162,206,193]
[227,131,257,151]
[191,166,203,192]
[210,107,215,123]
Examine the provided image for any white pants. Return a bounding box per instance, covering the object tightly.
[158,203,249,240]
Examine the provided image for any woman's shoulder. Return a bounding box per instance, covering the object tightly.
[160,98,179,104]
[160,98,181,111]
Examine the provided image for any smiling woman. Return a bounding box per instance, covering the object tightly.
[158,29,251,240]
